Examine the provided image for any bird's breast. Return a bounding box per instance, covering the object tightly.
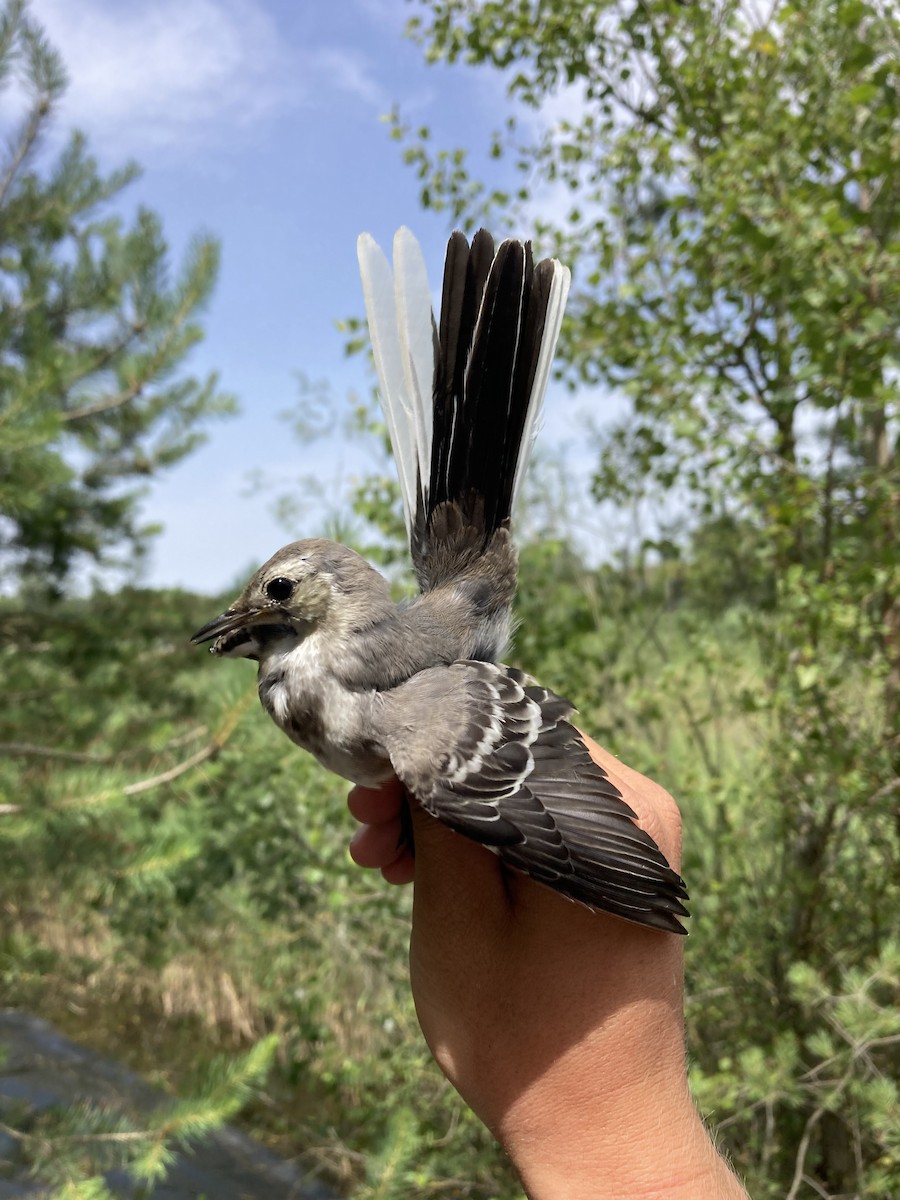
[256,639,393,786]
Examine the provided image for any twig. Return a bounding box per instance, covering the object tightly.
[61,287,197,423]
[60,377,146,422]
[0,741,113,764]
[123,743,219,796]
[122,691,254,796]
[867,777,900,805]
[0,104,43,208]
[0,1120,151,1145]
[786,1106,825,1200]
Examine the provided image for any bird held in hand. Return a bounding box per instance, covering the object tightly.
[192,228,689,935]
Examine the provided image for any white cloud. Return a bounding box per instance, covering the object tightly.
[29,0,296,154]
[23,0,399,160]
[314,47,388,109]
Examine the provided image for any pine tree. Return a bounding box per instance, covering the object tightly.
[0,0,235,591]
[0,7,283,1194]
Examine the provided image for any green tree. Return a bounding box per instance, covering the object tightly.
[0,0,234,589]
[0,4,289,1193]
[397,2,900,1195]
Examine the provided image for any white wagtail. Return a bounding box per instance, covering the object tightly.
[192,228,689,934]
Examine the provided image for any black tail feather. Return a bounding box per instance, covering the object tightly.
[425,231,555,544]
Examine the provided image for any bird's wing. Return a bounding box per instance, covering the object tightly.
[357,228,435,540]
[379,661,689,934]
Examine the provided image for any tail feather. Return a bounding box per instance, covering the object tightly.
[435,238,529,535]
[434,230,494,429]
[429,233,570,539]
[393,228,434,501]
[358,227,571,572]
[512,256,571,511]
[356,232,420,533]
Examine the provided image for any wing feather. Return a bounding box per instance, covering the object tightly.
[382,661,689,934]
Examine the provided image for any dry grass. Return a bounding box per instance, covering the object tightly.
[5,899,269,1046]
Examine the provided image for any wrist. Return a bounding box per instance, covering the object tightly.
[495,994,747,1200]
[510,1101,746,1199]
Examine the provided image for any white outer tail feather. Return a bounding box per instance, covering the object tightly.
[356,232,420,533]
[392,228,434,505]
[511,261,571,511]
[357,228,571,540]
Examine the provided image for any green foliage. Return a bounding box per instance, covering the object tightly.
[11,1036,278,1196]
[1,581,517,1196]
[0,0,235,589]
[3,0,899,1197]
[403,0,898,513]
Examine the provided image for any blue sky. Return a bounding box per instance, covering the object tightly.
[28,0,610,593]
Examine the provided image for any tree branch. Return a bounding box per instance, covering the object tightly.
[61,284,196,423]
[0,101,44,208]
[0,741,113,764]
[122,692,253,796]
[785,1106,825,1200]
[122,742,219,796]
[60,376,146,423]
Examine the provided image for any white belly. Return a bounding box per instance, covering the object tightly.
[257,637,393,786]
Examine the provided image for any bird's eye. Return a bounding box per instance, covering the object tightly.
[265,576,294,603]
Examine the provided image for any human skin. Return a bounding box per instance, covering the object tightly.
[348,736,749,1200]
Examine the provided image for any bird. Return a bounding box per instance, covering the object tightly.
[191,227,689,935]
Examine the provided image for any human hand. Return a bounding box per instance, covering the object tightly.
[348,736,747,1200]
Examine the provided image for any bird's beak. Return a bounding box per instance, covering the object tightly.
[191,608,259,645]
[191,607,265,656]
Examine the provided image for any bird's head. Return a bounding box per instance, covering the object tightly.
[191,539,391,660]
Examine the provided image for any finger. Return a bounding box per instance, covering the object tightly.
[347,777,405,824]
[382,850,415,885]
[349,819,406,869]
